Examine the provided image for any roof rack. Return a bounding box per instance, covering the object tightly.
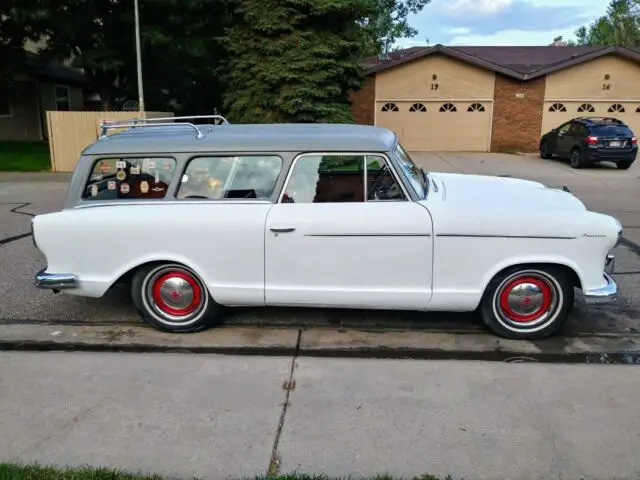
[98,115,230,139]
[577,116,624,124]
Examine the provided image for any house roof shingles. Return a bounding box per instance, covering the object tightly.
[363,44,640,80]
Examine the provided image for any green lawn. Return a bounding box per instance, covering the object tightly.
[0,464,450,480]
[0,141,51,172]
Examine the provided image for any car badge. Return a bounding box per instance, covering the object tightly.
[140,181,149,193]
[91,184,98,196]
[107,180,116,190]
[116,170,127,181]
[116,160,126,169]
[92,174,103,181]
[152,186,165,192]
[120,183,130,194]
[99,162,110,172]
[130,166,140,175]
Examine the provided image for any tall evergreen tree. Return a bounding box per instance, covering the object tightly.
[221,0,377,124]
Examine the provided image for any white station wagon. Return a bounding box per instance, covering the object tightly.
[33,116,621,340]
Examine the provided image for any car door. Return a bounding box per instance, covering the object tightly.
[555,121,575,157]
[264,153,434,310]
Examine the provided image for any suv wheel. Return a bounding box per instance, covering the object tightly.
[539,140,552,159]
[617,161,632,170]
[569,148,584,169]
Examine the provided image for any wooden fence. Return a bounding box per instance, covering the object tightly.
[46,111,174,172]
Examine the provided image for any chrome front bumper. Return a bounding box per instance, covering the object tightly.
[584,272,617,305]
[35,267,77,291]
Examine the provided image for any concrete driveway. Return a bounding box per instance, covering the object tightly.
[0,152,639,342]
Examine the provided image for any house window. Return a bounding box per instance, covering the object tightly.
[467,103,485,112]
[0,88,11,116]
[381,102,399,112]
[409,103,427,112]
[577,103,595,113]
[54,86,71,111]
[439,103,457,112]
[548,103,566,112]
[608,103,625,113]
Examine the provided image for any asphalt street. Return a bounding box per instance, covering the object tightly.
[2,351,639,480]
[0,152,639,338]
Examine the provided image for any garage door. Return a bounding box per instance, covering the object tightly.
[375,101,492,152]
[542,101,640,137]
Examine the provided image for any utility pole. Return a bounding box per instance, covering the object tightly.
[134,0,145,115]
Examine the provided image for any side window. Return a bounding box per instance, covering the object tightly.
[366,156,406,201]
[282,155,364,203]
[178,155,282,200]
[557,122,572,134]
[280,154,406,203]
[83,157,176,200]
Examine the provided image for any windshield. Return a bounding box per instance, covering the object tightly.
[392,144,429,199]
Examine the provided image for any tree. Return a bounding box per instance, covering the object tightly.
[221,0,377,124]
[569,0,640,47]
[361,0,431,55]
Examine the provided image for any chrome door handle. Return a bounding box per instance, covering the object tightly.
[270,227,295,233]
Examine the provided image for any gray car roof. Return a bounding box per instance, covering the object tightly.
[83,123,398,155]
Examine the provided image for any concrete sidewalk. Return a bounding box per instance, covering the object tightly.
[1,351,639,480]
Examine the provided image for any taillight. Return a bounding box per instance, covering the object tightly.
[587,136,598,145]
[632,136,637,145]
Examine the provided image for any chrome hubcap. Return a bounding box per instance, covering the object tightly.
[494,271,560,330]
[144,267,206,323]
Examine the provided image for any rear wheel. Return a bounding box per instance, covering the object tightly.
[617,161,632,170]
[569,148,584,169]
[479,266,574,340]
[131,263,221,333]
[539,140,552,159]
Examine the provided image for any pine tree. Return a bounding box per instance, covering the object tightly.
[220,0,375,124]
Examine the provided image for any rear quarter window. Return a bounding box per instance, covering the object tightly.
[591,125,634,136]
[83,157,177,200]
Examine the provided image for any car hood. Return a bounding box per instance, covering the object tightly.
[429,172,587,211]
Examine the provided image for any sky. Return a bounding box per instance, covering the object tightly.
[395,0,609,47]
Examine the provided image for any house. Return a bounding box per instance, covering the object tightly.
[0,53,89,142]
[350,44,640,152]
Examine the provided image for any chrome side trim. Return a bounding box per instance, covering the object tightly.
[583,273,617,304]
[305,233,431,237]
[35,268,77,290]
[75,199,273,209]
[436,233,577,240]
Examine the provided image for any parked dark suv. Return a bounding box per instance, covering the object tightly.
[539,117,637,170]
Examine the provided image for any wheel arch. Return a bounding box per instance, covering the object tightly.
[109,258,217,301]
[479,260,582,305]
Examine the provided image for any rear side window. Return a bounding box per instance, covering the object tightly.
[177,155,282,200]
[591,125,634,136]
[83,157,177,200]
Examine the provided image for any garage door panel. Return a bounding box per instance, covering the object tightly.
[542,101,640,137]
[376,101,492,152]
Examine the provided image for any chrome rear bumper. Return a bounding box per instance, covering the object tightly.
[35,267,77,291]
[584,272,617,304]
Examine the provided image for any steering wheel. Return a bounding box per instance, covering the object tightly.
[368,168,389,200]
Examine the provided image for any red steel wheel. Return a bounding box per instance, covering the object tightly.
[480,266,574,340]
[131,263,221,333]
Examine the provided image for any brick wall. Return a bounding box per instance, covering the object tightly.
[491,74,546,152]
[349,76,375,125]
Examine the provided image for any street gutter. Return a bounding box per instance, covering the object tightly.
[1,324,639,364]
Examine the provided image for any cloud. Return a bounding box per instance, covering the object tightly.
[394,0,608,47]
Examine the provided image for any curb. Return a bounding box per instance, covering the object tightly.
[1,323,639,364]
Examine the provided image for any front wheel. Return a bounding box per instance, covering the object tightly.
[539,140,552,159]
[131,263,221,333]
[479,266,574,340]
